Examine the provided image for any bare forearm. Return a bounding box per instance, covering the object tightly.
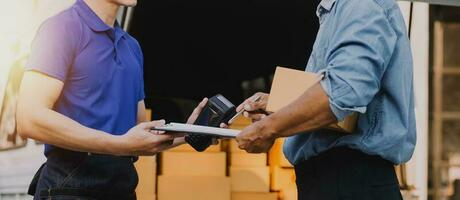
[17,106,121,155]
[262,83,337,138]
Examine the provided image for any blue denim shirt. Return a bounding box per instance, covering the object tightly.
[284,0,416,165]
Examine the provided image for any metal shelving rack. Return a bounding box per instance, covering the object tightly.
[432,21,460,200]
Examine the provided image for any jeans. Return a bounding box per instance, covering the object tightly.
[30,149,138,200]
[294,147,403,200]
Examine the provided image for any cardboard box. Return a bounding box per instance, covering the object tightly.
[134,156,157,196]
[269,139,292,167]
[231,192,278,200]
[136,194,156,200]
[280,188,297,200]
[270,166,296,191]
[230,153,267,167]
[161,152,226,176]
[145,109,152,121]
[230,166,270,192]
[230,140,246,153]
[229,116,252,130]
[266,67,357,133]
[169,143,221,152]
[158,176,231,200]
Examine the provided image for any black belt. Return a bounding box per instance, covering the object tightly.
[47,147,138,162]
[40,188,136,200]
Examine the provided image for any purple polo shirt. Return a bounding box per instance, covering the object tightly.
[26,0,145,155]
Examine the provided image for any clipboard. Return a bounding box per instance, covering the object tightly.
[152,123,240,138]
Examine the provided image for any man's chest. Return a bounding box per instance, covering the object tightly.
[306,13,335,73]
[66,36,142,93]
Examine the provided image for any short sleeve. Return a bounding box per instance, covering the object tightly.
[138,72,145,101]
[135,40,145,101]
[319,0,397,121]
[26,17,80,82]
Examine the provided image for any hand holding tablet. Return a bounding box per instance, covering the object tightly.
[152,123,240,138]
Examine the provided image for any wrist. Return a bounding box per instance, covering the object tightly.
[258,117,279,140]
[106,134,129,156]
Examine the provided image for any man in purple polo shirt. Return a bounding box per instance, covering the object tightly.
[17,0,206,199]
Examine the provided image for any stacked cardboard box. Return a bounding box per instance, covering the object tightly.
[158,176,231,200]
[228,116,277,200]
[231,192,278,200]
[269,138,297,200]
[138,111,297,200]
[135,156,157,200]
[158,143,230,200]
[135,109,157,200]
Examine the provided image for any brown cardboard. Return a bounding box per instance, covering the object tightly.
[145,109,152,121]
[280,188,298,200]
[135,156,157,196]
[231,192,278,200]
[270,166,296,191]
[229,140,246,153]
[230,166,270,192]
[230,153,267,167]
[136,194,156,200]
[229,116,252,130]
[266,67,357,133]
[267,67,319,112]
[158,176,231,200]
[269,138,292,168]
[161,152,226,176]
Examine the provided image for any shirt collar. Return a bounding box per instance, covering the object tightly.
[316,0,336,18]
[74,0,112,32]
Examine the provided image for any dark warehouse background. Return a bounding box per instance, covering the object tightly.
[129,0,320,121]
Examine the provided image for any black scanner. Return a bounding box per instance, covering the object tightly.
[185,94,237,152]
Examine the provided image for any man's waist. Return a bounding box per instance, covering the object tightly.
[46,146,138,162]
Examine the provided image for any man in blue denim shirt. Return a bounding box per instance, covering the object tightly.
[234,0,415,199]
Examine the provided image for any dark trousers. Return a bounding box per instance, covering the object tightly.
[294,147,403,200]
[30,149,138,200]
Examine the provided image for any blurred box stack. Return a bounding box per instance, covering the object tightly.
[135,109,157,200]
[135,156,157,200]
[229,117,277,200]
[158,141,230,200]
[269,138,297,200]
[136,112,298,200]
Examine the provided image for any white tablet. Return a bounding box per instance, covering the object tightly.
[152,123,240,138]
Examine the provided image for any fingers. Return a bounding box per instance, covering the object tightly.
[235,122,273,153]
[236,93,258,112]
[149,130,166,135]
[141,138,174,155]
[165,132,186,137]
[194,98,208,113]
[187,98,208,124]
[243,113,267,122]
[199,97,208,107]
[243,99,267,112]
[142,120,166,130]
[153,134,174,143]
[220,123,229,128]
[156,138,175,148]
[211,138,219,145]
[236,92,268,112]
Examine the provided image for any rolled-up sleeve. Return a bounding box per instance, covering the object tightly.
[319,1,397,121]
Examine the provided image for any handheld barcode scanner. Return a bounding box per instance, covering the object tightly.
[185,94,237,152]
